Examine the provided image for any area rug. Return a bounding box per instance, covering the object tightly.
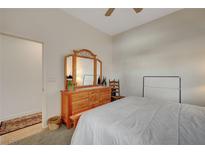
[0,112,42,136]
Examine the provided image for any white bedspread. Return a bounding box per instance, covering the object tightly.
[71,96,205,145]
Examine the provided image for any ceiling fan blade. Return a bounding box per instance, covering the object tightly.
[105,8,115,16]
[133,8,143,14]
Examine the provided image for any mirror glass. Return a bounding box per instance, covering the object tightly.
[76,57,94,86]
[66,56,72,77]
[97,60,101,80]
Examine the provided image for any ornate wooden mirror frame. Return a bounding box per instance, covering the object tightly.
[64,49,102,89]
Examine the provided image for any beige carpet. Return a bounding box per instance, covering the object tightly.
[10,125,74,145]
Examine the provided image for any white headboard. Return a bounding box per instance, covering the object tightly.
[143,76,181,103]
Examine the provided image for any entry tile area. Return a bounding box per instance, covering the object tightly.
[0,123,44,144]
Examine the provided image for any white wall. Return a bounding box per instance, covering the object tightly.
[0,34,42,121]
[0,9,113,126]
[0,34,2,121]
[113,9,205,106]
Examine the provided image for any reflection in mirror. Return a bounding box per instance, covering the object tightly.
[97,60,101,82]
[76,57,94,86]
[66,56,72,77]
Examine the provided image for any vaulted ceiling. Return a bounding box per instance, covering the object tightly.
[63,8,181,36]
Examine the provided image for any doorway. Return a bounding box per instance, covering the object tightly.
[0,33,44,144]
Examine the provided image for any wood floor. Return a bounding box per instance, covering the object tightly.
[0,123,44,145]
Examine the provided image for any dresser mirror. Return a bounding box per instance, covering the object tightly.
[76,57,94,86]
[97,59,102,83]
[64,49,102,89]
[66,56,72,77]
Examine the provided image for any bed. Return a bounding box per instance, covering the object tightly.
[71,76,205,145]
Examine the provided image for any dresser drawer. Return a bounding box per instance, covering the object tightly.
[72,98,89,105]
[100,90,111,95]
[72,99,91,114]
[89,90,98,95]
[99,93,111,99]
[72,92,89,101]
[100,88,111,93]
[61,87,111,128]
[92,103,101,108]
[100,97,110,103]
[72,107,90,115]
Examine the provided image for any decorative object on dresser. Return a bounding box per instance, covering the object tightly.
[97,76,101,85]
[101,76,107,86]
[109,79,125,102]
[61,49,111,128]
[67,75,75,91]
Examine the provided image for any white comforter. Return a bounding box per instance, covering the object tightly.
[71,96,205,145]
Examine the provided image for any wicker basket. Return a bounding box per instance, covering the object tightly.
[47,116,61,131]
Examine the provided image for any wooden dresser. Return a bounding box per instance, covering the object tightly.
[61,86,111,128]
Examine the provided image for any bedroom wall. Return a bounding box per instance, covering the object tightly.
[0,35,2,121]
[0,9,113,126]
[112,9,205,106]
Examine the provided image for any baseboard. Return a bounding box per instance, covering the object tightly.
[42,122,47,128]
[0,109,42,121]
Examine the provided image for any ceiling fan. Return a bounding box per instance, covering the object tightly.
[105,8,143,16]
